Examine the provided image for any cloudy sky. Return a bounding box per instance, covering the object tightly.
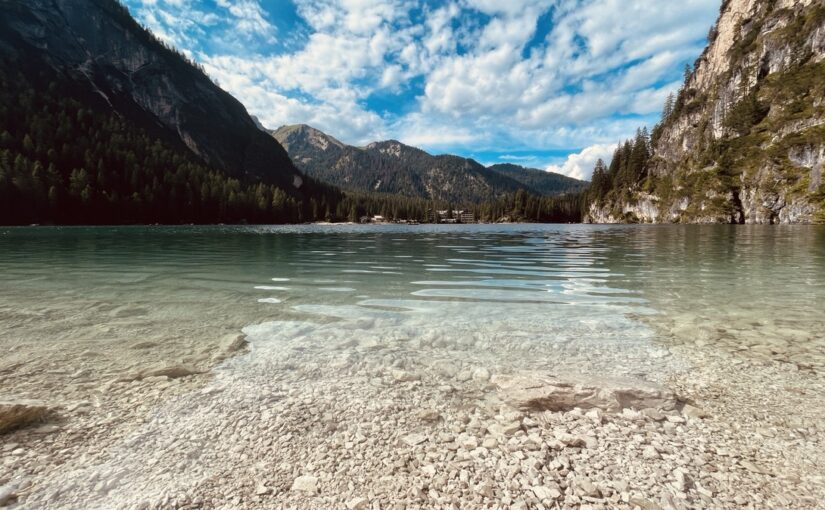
[124,0,719,180]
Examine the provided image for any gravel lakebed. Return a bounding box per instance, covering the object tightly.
[2,298,824,510]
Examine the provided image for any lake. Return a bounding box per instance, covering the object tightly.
[1,224,824,508]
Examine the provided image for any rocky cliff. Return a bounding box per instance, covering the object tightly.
[0,0,302,191]
[272,124,585,203]
[587,0,825,224]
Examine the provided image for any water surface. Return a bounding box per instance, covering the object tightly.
[2,224,823,377]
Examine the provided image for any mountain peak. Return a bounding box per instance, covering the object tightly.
[271,125,585,201]
[272,124,346,153]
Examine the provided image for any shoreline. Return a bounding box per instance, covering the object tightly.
[2,311,824,509]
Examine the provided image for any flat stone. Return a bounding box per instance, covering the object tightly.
[642,446,660,460]
[472,367,491,382]
[391,370,420,382]
[0,483,17,506]
[532,484,562,500]
[642,408,666,422]
[417,409,441,422]
[0,400,55,435]
[629,496,662,510]
[346,497,369,510]
[402,433,428,446]
[740,460,769,475]
[291,475,318,493]
[144,365,201,380]
[491,373,676,413]
[575,478,601,498]
[682,404,709,419]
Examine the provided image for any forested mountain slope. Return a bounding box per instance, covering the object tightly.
[586,0,825,224]
[0,0,338,224]
[488,164,588,196]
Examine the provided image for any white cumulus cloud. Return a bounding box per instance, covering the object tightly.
[546,144,617,181]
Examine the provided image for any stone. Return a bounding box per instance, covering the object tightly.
[642,408,666,422]
[0,400,54,435]
[740,460,769,475]
[629,496,662,510]
[575,478,601,498]
[472,367,491,382]
[682,404,709,419]
[291,475,318,493]
[673,469,693,492]
[532,484,562,500]
[643,446,660,460]
[346,497,369,510]
[402,433,428,446]
[0,483,17,506]
[417,409,441,422]
[214,334,249,361]
[144,365,201,380]
[255,484,271,495]
[391,370,420,382]
[491,373,677,413]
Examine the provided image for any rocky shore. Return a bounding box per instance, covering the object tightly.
[2,306,824,510]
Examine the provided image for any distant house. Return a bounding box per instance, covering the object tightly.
[428,209,475,223]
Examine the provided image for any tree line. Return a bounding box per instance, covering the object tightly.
[0,64,584,225]
[587,128,653,204]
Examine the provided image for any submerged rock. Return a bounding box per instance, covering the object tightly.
[144,365,202,380]
[0,400,55,435]
[491,373,677,413]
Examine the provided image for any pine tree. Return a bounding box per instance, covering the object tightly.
[662,93,675,119]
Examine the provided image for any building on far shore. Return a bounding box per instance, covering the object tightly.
[459,211,475,223]
[428,209,476,224]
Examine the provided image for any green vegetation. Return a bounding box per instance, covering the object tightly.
[0,65,343,225]
[588,1,825,224]
[588,129,652,206]
[0,63,583,225]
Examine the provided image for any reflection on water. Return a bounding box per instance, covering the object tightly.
[1,224,823,371]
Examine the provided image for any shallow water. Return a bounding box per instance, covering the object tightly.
[1,224,823,371]
[3,224,825,508]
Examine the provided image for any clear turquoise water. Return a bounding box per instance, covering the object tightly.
[1,224,824,375]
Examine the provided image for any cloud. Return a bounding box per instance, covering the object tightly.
[123,0,719,157]
[546,144,617,181]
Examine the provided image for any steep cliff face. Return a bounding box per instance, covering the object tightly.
[0,0,302,190]
[272,124,585,202]
[588,0,825,224]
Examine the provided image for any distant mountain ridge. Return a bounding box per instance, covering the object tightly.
[272,124,585,203]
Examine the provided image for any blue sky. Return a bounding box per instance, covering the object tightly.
[124,0,719,180]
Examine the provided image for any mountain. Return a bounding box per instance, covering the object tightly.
[488,163,588,196]
[272,124,584,203]
[586,0,825,224]
[0,0,337,224]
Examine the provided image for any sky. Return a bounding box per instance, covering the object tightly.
[124,0,719,180]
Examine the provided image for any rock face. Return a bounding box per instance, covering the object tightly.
[0,0,302,190]
[491,373,678,413]
[587,0,825,224]
[272,124,585,202]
